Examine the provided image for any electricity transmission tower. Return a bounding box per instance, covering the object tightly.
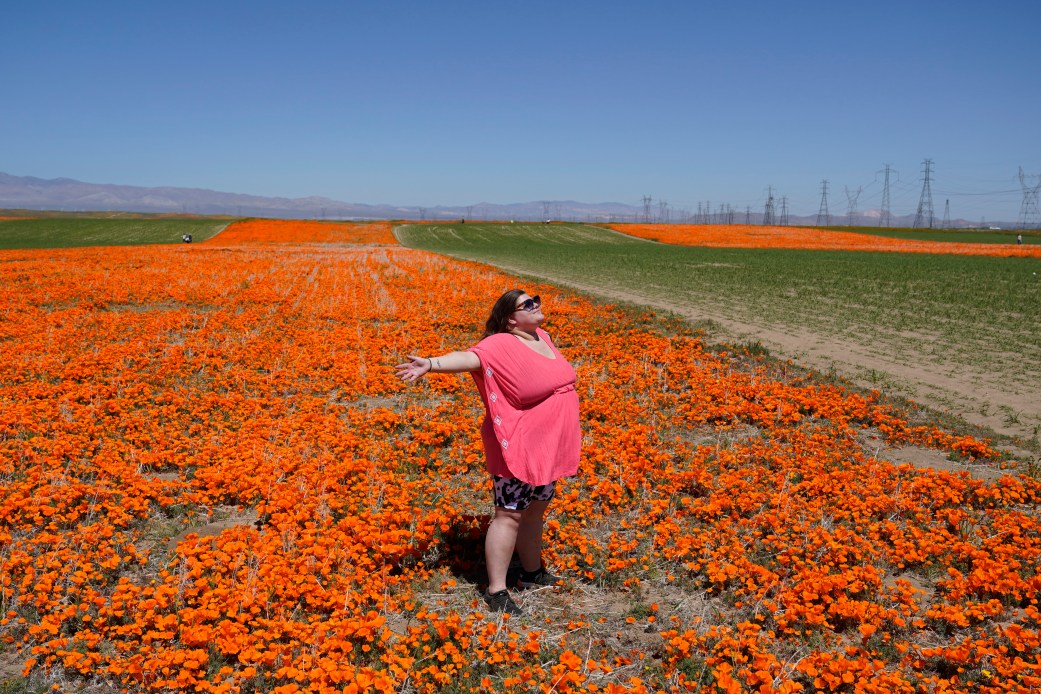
[878,164,893,227]
[1018,167,1041,229]
[941,199,951,228]
[780,197,789,226]
[642,196,652,223]
[816,180,831,226]
[844,186,862,226]
[913,159,935,229]
[763,186,775,225]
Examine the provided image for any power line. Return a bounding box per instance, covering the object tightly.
[877,164,894,227]
[844,186,862,226]
[913,158,935,229]
[816,179,831,226]
[658,199,670,224]
[933,188,1021,196]
[1018,167,1041,229]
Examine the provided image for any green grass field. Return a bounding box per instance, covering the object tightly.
[0,217,231,249]
[395,223,1040,344]
[821,225,1040,245]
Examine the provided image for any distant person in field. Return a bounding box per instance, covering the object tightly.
[182,233,193,244]
[1018,234,1024,245]
[395,290,580,616]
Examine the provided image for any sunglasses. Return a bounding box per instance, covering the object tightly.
[514,295,541,312]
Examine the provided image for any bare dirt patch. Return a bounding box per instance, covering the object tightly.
[0,649,26,686]
[167,505,260,553]
[879,444,1003,480]
[858,429,1006,482]
[351,395,401,410]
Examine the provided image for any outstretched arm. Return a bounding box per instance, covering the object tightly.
[395,351,481,382]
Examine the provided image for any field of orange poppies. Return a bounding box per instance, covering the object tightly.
[606,224,1041,258]
[2,219,1040,692]
[212,219,398,245]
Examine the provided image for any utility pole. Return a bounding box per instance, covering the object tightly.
[913,158,935,229]
[658,200,669,224]
[844,186,862,226]
[877,164,893,228]
[1018,167,1041,229]
[816,179,831,226]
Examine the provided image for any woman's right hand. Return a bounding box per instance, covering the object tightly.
[395,354,431,382]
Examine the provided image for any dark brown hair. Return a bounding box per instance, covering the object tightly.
[483,289,526,338]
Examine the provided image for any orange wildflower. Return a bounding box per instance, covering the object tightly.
[608,223,1041,258]
[207,218,398,244]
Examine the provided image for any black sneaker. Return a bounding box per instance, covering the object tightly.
[517,567,563,589]
[484,589,522,616]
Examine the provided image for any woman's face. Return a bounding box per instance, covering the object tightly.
[509,293,544,330]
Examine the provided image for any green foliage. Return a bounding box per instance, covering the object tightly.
[0,678,45,694]
[822,226,1041,245]
[0,217,231,249]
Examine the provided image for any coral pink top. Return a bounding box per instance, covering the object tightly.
[468,328,581,486]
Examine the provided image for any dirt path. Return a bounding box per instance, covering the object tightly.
[489,263,1039,459]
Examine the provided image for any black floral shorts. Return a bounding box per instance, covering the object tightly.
[492,475,556,511]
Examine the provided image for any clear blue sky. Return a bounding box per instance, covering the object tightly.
[4,0,1040,222]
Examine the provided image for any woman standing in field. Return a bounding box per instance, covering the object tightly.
[395,290,581,616]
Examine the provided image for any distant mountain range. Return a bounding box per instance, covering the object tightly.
[0,172,1005,227]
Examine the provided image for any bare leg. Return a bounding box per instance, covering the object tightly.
[515,499,551,573]
[485,506,522,594]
